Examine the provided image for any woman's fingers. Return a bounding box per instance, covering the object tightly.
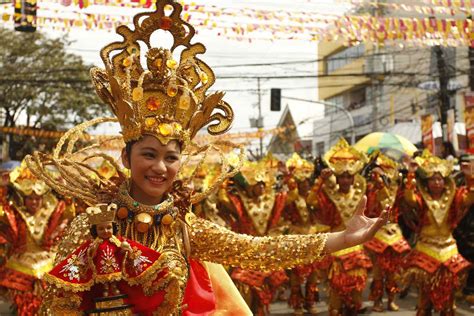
[366,210,388,239]
[354,195,367,216]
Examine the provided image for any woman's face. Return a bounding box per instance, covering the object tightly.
[427,173,445,196]
[336,172,354,193]
[252,182,266,197]
[24,193,43,215]
[122,135,181,205]
[96,221,114,239]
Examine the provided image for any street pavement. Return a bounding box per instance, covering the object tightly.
[269,288,474,316]
[0,289,473,315]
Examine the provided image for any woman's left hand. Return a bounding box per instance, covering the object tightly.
[342,195,388,248]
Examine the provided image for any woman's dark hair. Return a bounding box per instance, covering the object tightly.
[124,141,137,163]
[90,222,118,238]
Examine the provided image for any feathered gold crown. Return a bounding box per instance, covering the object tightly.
[87,203,117,226]
[9,160,49,196]
[90,0,233,145]
[324,138,367,175]
[414,149,453,178]
[371,151,399,180]
[286,153,314,181]
[240,160,274,186]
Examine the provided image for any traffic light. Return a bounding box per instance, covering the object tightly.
[14,0,37,32]
[270,88,281,111]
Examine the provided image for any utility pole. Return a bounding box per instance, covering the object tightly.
[257,77,263,157]
[434,45,450,140]
[371,0,383,132]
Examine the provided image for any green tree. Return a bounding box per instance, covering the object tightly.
[0,27,110,160]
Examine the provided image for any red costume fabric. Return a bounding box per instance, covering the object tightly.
[403,185,471,311]
[224,190,289,308]
[0,190,67,316]
[46,236,218,315]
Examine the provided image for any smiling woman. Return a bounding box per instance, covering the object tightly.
[122,137,181,206]
[25,1,387,315]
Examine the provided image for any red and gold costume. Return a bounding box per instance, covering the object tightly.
[308,139,372,315]
[284,153,330,315]
[24,2,329,315]
[218,159,289,315]
[44,203,166,314]
[364,153,410,312]
[0,162,71,315]
[402,150,472,316]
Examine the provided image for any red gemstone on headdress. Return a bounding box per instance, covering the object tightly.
[160,17,173,30]
[147,97,161,111]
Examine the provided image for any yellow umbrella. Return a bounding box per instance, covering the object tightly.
[354,132,418,157]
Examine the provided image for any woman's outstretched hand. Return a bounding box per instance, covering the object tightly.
[324,196,388,253]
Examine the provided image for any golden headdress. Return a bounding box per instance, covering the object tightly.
[240,160,275,187]
[414,149,453,178]
[286,153,314,181]
[9,160,49,196]
[87,203,117,225]
[90,0,233,146]
[324,138,367,175]
[371,151,399,180]
[25,2,244,207]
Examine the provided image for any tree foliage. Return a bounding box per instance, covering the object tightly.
[0,27,110,159]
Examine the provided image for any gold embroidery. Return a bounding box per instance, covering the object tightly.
[418,177,455,227]
[240,191,276,236]
[323,174,366,225]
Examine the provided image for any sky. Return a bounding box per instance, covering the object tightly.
[1,0,353,151]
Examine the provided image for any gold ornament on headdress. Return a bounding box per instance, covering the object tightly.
[90,0,233,146]
[240,160,274,187]
[414,149,453,178]
[286,153,314,181]
[370,151,399,180]
[9,160,49,196]
[96,160,118,180]
[324,138,367,175]
[87,203,117,226]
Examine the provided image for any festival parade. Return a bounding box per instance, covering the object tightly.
[0,0,474,315]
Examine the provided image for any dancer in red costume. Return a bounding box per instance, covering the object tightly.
[364,152,410,312]
[0,161,71,315]
[218,159,288,315]
[25,1,388,315]
[284,153,330,315]
[402,150,473,316]
[308,139,373,316]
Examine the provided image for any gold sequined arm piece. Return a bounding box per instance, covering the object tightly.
[188,214,328,271]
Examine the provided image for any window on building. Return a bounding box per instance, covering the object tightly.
[325,87,367,115]
[347,87,366,111]
[316,141,325,156]
[326,44,365,74]
[325,95,343,116]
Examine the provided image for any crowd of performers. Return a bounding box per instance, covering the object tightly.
[192,138,474,316]
[0,138,473,315]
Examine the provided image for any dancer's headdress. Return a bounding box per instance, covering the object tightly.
[324,138,367,175]
[286,153,314,181]
[238,158,279,187]
[414,149,453,178]
[90,0,233,146]
[10,160,49,196]
[25,1,243,206]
